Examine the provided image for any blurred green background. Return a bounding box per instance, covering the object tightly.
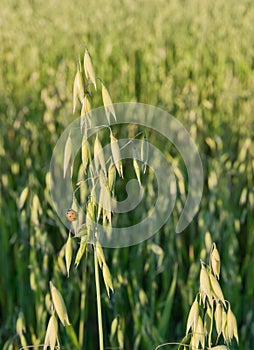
[0,0,253,349]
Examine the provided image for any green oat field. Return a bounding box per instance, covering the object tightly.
[0,0,254,349]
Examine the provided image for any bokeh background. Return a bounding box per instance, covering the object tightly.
[0,0,253,349]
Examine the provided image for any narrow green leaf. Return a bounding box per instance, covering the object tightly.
[158,263,178,338]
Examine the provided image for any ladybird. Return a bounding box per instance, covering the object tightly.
[66,209,77,222]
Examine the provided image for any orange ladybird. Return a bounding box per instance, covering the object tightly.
[66,209,77,222]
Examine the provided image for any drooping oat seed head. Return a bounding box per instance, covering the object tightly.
[141,133,149,174]
[86,199,96,235]
[81,137,91,174]
[133,145,142,187]
[99,169,109,189]
[97,186,104,223]
[193,315,205,350]
[110,317,118,342]
[103,185,112,224]
[227,305,239,344]
[84,49,97,90]
[95,242,106,268]
[108,162,116,191]
[186,297,199,335]
[209,273,226,307]
[221,307,228,342]
[49,281,70,326]
[80,95,92,131]
[232,311,239,344]
[102,262,114,297]
[94,133,107,175]
[97,170,109,221]
[73,68,85,113]
[101,82,117,123]
[200,262,212,305]
[204,303,212,336]
[65,233,72,278]
[210,243,220,279]
[74,235,88,268]
[214,302,223,337]
[87,198,95,222]
[110,133,123,178]
[43,313,58,350]
[97,180,111,224]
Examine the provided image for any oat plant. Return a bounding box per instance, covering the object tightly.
[43,46,146,350]
[183,243,239,349]
[156,242,239,350]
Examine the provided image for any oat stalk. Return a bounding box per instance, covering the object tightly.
[94,244,104,350]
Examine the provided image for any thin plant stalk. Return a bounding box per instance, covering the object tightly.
[79,257,88,348]
[94,245,104,350]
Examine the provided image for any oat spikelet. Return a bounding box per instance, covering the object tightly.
[80,95,92,130]
[73,68,85,113]
[110,133,123,178]
[133,158,141,187]
[75,235,88,268]
[86,199,96,235]
[133,145,141,186]
[95,242,106,268]
[97,179,111,223]
[99,168,108,189]
[81,137,91,174]
[81,94,92,116]
[102,185,112,224]
[141,133,149,174]
[186,297,199,335]
[193,316,205,350]
[108,162,116,191]
[101,82,117,123]
[84,49,97,90]
[43,313,58,350]
[214,302,222,337]
[221,307,228,341]
[97,185,104,222]
[102,263,114,297]
[97,177,111,224]
[227,305,238,343]
[209,273,226,307]
[50,281,71,326]
[200,263,212,305]
[210,242,220,279]
[204,304,212,336]
[94,133,107,175]
[110,317,118,342]
[65,233,72,278]
[232,311,239,344]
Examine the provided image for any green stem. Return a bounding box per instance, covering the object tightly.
[94,245,104,350]
[79,257,87,348]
